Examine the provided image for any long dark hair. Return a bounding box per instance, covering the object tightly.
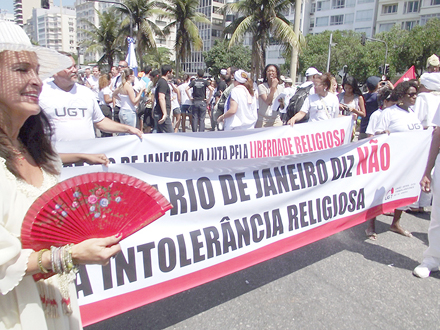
[0,111,59,179]
[342,76,362,96]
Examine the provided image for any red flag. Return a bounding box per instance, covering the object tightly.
[394,65,416,86]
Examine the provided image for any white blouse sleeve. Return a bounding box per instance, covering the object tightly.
[0,226,33,294]
[0,161,34,294]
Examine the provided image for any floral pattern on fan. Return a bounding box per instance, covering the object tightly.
[50,183,126,226]
[22,172,173,251]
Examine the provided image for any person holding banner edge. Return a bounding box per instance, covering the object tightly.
[414,106,440,278]
[0,21,121,329]
[375,80,422,238]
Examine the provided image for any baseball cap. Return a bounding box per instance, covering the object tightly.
[305,67,322,77]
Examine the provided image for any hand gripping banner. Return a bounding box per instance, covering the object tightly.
[58,127,431,326]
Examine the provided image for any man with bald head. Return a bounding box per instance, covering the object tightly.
[39,53,142,141]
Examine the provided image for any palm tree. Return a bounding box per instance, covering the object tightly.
[225,0,301,79]
[157,0,211,77]
[143,47,173,69]
[80,8,124,68]
[116,0,165,68]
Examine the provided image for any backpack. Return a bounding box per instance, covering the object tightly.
[286,84,313,123]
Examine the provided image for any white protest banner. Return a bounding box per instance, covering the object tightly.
[59,129,431,326]
[55,117,353,164]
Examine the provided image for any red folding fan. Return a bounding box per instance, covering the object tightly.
[21,172,172,252]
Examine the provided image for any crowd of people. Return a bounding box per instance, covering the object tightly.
[2,19,440,330]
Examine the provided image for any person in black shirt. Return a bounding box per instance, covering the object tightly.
[154,65,174,133]
[186,69,214,132]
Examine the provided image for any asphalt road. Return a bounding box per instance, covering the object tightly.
[85,208,440,330]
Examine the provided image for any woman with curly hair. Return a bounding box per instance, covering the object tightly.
[256,64,284,127]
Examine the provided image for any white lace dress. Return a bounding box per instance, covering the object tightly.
[0,158,82,330]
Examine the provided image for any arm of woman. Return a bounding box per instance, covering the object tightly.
[126,84,143,106]
[420,127,440,192]
[259,79,279,106]
[287,111,306,126]
[59,153,109,166]
[352,95,366,117]
[104,93,112,105]
[26,235,121,276]
[217,99,238,123]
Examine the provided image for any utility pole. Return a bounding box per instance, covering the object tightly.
[290,0,302,83]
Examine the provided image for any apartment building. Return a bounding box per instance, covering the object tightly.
[27,6,77,53]
[181,0,226,74]
[376,0,440,32]
[13,0,43,26]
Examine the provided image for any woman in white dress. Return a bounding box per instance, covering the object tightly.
[287,72,339,125]
[217,70,257,130]
[0,21,121,330]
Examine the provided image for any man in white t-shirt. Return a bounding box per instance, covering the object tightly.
[178,74,192,132]
[298,67,321,95]
[39,53,142,142]
[85,65,100,101]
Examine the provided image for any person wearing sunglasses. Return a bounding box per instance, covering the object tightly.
[375,80,422,238]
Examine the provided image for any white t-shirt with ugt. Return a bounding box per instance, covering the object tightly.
[300,92,339,122]
[374,104,422,133]
[39,81,105,141]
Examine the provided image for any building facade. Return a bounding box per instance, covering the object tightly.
[13,0,43,26]
[376,0,440,32]
[27,6,77,53]
[181,0,226,75]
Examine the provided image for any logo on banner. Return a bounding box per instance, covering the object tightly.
[385,187,394,200]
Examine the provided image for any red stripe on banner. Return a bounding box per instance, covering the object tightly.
[80,197,416,326]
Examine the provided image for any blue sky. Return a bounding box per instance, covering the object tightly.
[2,0,76,14]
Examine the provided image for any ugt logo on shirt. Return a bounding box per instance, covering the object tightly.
[54,108,88,117]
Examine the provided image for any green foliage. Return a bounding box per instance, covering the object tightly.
[156,0,211,76]
[80,8,124,68]
[225,0,299,78]
[292,30,387,83]
[117,0,165,68]
[203,40,252,76]
[143,47,173,69]
[283,19,440,83]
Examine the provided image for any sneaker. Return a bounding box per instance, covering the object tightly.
[413,264,439,278]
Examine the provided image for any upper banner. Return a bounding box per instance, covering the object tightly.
[58,127,431,326]
[55,117,353,164]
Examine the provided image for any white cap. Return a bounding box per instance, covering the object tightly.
[305,67,322,77]
[284,77,293,83]
[220,69,227,75]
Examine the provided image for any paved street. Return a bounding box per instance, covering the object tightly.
[86,209,440,330]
